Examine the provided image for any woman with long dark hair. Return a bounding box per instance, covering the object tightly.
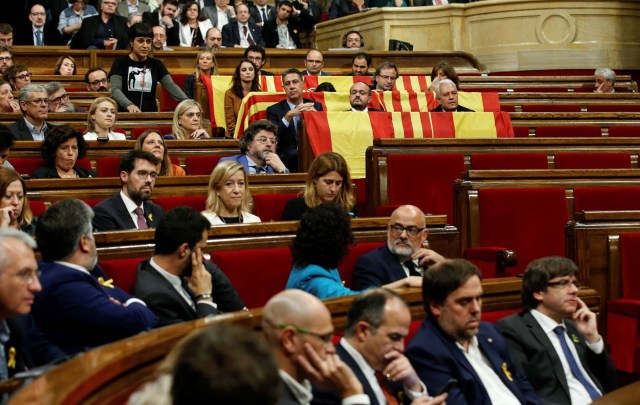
[224,59,261,137]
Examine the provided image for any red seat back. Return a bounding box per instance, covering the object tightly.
[185,155,223,175]
[153,196,207,212]
[554,152,631,169]
[521,104,582,113]
[159,74,188,112]
[352,178,367,218]
[339,241,386,288]
[535,125,602,138]
[11,158,46,177]
[573,187,640,212]
[131,125,173,140]
[477,188,568,276]
[619,233,640,300]
[608,126,640,137]
[471,153,548,170]
[100,257,144,295]
[513,126,529,138]
[96,157,121,177]
[386,154,465,224]
[589,105,640,113]
[253,193,299,222]
[29,200,46,217]
[76,158,93,172]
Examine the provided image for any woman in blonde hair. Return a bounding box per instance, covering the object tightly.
[84,97,126,140]
[0,168,36,235]
[134,129,185,177]
[282,152,356,220]
[201,160,260,225]
[183,48,217,100]
[171,99,211,140]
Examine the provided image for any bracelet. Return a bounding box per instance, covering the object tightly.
[196,293,212,301]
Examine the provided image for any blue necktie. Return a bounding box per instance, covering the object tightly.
[35,30,43,46]
[552,326,601,400]
[261,7,268,23]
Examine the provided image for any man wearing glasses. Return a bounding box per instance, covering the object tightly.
[9,84,55,141]
[45,82,74,113]
[372,62,399,92]
[85,67,111,92]
[497,256,617,404]
[0,48,14,81]
[352,205,444,291]
[244,45,273,76]
[15,4,63,46]
[220,119,289,174]
[0,24,13,47]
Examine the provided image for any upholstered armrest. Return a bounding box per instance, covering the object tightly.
[463,247,517,278]
[608,299,640,317]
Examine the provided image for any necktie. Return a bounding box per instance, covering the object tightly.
[243,25,255,46]
[404,260,422,277]
[375,371,399,405]
[35,30,43,46]
[254,166,267,174]
[261,7,268,23]
[552,326,601,400]
[134,207,148,230]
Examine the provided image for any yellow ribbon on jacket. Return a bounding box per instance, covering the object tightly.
[98,277,115,289]
[7,347,16,368]
[501,362,513,381]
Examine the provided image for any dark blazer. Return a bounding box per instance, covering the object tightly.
[352,246,407,290]
[70,14,129,50]
[8,119,54,141]
[406,317,541,405]
[302,70,331,76]
[116,1,150,17]
[14,24,64,46]
[31,261,157,355]
[430,104,474,112]
[496,312,617,405]
[134,259,246,327]
[221,21,265,48]
[92,192,164,232]
[266,98,323,172]
[220,154,276,174]
[201,6,236,30]
[31,165,95,179]
[249,4,275,25]
[262,18,306,49]
[280,374,303,405]
[142,11,180,46]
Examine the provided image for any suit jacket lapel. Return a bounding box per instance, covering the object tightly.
[142,260,196,318]
[476,330,526,402]
[336,344,380,405]
[115,194,137,229]
[380,247,408,282]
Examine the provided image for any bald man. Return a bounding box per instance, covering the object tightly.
[352,205,444,291]
[348,82,382,112]
[262,289,370,404]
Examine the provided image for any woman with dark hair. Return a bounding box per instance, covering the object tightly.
[178,1,212,47]
[0,167,36,235]
[0,81,18,113]
[134,129,185,176]
[54,55,77,76]
[286,204,420,299]
[224,59,261,137]
[32,124,95,179]
[282,152,356,220]
[183,49,217,100]
[429,61,460,92]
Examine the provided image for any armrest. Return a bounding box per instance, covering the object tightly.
[608,299,640,317]
[463,247,517,278]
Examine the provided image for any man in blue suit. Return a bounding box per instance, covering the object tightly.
[220,119,289,174]
[405,259,541,405]
[31,198,157,356]
[352,205,444,291]
[221,4,265,48]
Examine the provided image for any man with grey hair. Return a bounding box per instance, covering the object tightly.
[204,27,223,51]
[31,198,157,356]
[44,82,75,113]
[262,289,370,404]
[594,68,616,93]
[9,84,55,141]
[127,12,144,28]
[430,79,473,112]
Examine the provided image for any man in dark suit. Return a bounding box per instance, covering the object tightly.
[348,82,383,112]
[430,79,474,112]
[496,256,617,404]
[302,49,331,77]
[142,0,180,46]
[405,259,541,405]
[14,3,63,46]
[221,4,265,48]
[70,0,129,49]
[313,289,445,405]
[9,84,55,141]
[220,119,289,174]
[31,199,157,356]
[262,0,311,49]
[352,205,444,290]
[134,207,245,328]
[266,68,322,172]
[202,0,236,31]
[92,150,165,231]
[244,45,273,76]
[249,0,275,26]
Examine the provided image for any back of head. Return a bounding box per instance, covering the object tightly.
[128,22,153,42]
[36,198,93,262]
[171,323,280,405]
[344,288,404,336]
[422,259,481,316]
[521,256,578,311]
[44,81,64,97]
[262,289,328,342]
[154,206,211,255]
[0,228,36,271]
[0,123,14,151]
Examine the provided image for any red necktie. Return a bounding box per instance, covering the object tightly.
[243,25,255,46]
[134,207,148,230]
[375,371,399,405]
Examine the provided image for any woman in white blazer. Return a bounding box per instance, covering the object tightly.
[178,1,213,47]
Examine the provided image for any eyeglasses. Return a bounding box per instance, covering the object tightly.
[26,98,48,105]
[15,73,32,80]
[254,136,277,145]
[49,93,68,104]
[134,170,157,180]
[389,224,423,237]
[0,57,12,62]
[89,78,109,87]
[547,279,581,289]
[13,269,41,285]
[378,74,397,81]
[247,56,262,62]
[30,12,46,17]
[281,322,333,343]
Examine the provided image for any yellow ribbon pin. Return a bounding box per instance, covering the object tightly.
[7,347,16,369]
[98,277,115,289]
[148,213,153,222]
[502,362,513,381]
[571,334,580,344]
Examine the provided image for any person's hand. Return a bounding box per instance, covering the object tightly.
[412,248,444,268]
[385,276,422,290]
[8,100,19,112]
[54,104,69,112]
[108,296,122,306]
[126,104,141,113]
[104,38,118,50]
[429,76,441,92]
[573,296,600,343]
[296,342,364,399]
[353,0,365,10]
[382,350,422,392]
[0,207,13,228]
[411,393,448,405]
[187,247,213,297]
[190,128,210,139]
[161,15,174,28]
[264,151,286,173]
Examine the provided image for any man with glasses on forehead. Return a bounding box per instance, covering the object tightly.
[352,205,444,291]
[92,150,165,231]
[85,67,111,92]
[262,289,371,405]
[220,119,289,174]
[45,82,74,113]
[9,84,55,141]
[497,256,617,404]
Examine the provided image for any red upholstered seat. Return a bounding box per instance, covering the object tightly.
[589,105,640,113]
[131,125,173,140]
[211,247,292,308]
[29,200,46,217]
[185,155,223,175]
[521,104,582,113]
[10,158,46,177]
[386,154,465,223]
[339,241,386,288]
[253,193,299,222]
[352,178,367,217]
[573,187,640,212]
[470,153,548,170]
[535,125,602,138]
[554,152,631,169]
[100,257,144,295]
[466,188,569,277]
[76,158,93,172]
[608,126,640,137]
[500,105,516,112]
[83,198,104,207]
[96,157,121,177]
[482,309,520,323]
[513,126,529,138]
[153,196,207,212]
[159,74,188,112]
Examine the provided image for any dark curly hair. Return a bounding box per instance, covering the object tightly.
[40,124,87,166]
[291,204,354,270]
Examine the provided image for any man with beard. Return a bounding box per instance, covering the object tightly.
[85,67,111,92]
[405,259,541,405]
[220,119,289,174]
[142,0,180,47]
[31,198,157,356]
[0,47,13,80]
[92,150,165,231]
[352,205,444,291]
[134,206,245,327]
[347,82,383,112]
[204,27,223,51]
